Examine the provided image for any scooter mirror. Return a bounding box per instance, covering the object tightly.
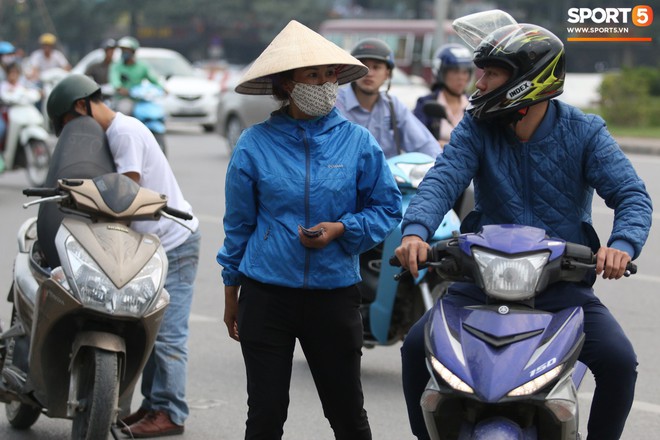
[422,101,448,120]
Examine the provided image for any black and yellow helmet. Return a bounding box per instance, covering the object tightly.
[468,23,565,121]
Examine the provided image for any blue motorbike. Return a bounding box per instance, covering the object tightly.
[408,224,635,439]
[359,152,461,348]
[128,83,167,156]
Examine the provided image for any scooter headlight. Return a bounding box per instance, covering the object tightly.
[64,236,165,317]
[394,162,434,188]
[430,355,474,394]
[472,249,549,300]
[507,364,564,397]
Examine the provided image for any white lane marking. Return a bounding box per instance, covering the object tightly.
[579,392,660,414]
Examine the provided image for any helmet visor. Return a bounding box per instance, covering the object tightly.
[452,9,518,50]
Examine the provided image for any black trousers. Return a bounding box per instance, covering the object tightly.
[238,277,372,440]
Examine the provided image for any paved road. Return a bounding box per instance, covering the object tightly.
[0,125,658,439]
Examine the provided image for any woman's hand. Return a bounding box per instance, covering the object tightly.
[298,222,344,249]
[224,285,240,341]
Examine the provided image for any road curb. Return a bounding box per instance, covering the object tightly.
[616,138,660,156]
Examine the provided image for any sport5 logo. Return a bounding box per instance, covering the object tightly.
[567,6,653,27]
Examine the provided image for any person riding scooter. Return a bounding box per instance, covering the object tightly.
[395,13,652,440]
[109,36,163,115]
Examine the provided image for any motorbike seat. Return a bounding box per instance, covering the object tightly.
[36,116,116,268]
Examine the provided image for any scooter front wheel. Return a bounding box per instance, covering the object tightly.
[5,400,41,429]
[24,139,50,187]
[70,348,119,440]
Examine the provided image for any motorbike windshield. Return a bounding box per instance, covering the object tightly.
[93,173,141,213]
[452,9,519,49]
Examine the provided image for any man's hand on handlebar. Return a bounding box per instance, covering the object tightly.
[394,235,430,279]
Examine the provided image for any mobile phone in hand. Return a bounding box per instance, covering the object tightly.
[299,225,324,238]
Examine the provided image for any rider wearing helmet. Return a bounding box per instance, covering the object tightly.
[46,73,101,136]
[47,73,200,438]
[26,32,71,81]
[335,38,439,160]
[109,36,162,113]
[413,43,473,145]
[85,38,117,85]
[396,22,651,440]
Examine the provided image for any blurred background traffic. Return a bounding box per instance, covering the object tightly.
[0,0,658,155]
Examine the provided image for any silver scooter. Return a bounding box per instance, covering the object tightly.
[0,85,51,186]
[0,173,191,439]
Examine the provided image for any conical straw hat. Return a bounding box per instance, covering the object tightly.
[235,20,368,95]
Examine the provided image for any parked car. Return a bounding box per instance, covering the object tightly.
[216,66,429,152]
[73,47,221,131]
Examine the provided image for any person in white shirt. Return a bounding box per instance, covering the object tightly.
[46,74,199,438]
[26,33,71,81]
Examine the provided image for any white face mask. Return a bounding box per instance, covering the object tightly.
[290,81,338,117]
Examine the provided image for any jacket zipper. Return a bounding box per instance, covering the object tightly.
[302,128,311,288]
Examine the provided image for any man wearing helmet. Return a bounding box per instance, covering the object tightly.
[47,74,200,438]
[413,43,473,146]
[395,21,652,440]
[26,33,71,81]
[335,38,440,160]
[85,38,116,85]
[109,36,163,114]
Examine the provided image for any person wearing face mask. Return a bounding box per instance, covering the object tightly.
[216,20,402,440]
[109,36,163,115]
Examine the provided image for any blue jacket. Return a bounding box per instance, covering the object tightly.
[217,107,402,289]
[403,100,652,259]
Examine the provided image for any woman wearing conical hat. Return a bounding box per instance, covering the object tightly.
[217,20,402,439]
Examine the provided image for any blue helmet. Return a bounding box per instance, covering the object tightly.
[432,43,473,86]
[0,41,16,55]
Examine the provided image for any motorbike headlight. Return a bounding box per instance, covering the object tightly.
[472,249,549,300]
[395,162,434,188]
[507,364,564,397]
[65,236,165,317]
[430,355,474,394]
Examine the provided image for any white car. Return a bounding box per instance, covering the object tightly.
[73,47,220,131]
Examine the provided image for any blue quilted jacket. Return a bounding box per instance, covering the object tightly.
[218,107,402,289]
[403,100,652,259]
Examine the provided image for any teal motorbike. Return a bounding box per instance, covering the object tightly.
[359,152,461,348]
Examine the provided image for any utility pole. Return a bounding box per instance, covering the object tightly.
[434,0,450,50]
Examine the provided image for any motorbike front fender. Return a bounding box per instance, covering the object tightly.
[70,331,126,371]
[472,417,526,440]
[19,125,49,146]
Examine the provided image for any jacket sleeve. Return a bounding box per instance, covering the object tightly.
[216,139,257,286]
[413,95,431,132]
[402,118,479,238]
[336,133,402,255]
[584,118,652,259]
[396,98,441,159]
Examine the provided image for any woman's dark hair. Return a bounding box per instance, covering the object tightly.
[271,70,294,103]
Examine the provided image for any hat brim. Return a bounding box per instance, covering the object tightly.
[235,20,367,95]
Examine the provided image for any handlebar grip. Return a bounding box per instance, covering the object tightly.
[389,255,401,267]
[23,188,60,197]
[625,262,637,277]
[162,206,193,221]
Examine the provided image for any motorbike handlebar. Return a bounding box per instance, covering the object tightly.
[23,187,61,197]
[162,206,193,221]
